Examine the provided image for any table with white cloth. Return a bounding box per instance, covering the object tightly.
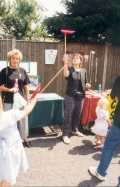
[28,93,64,129]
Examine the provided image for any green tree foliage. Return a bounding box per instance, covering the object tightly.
[0,0,11,37]
[3,0,38,39]
[0,0,47,39]
[44,0,120,45]
[0,0,8,17]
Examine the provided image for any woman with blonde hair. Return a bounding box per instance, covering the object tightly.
[0,49,30,147]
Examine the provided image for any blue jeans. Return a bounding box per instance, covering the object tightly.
[97,125,120,177]
[118,176,120,186]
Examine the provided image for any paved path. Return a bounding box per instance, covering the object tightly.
[16,130,120,187]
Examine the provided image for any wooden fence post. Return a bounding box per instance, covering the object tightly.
[12,37,16,49]
[102,43,109,90]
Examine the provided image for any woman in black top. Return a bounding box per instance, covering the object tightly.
[0,49,30,147]
[62,52,88,144]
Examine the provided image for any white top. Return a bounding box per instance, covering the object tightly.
[0,109,24,134]
[96,107,109,120]
[91,106,109,136]
[0,109,28,185]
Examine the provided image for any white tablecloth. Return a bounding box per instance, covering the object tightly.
[36,93,64,101]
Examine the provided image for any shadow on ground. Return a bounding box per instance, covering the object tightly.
[78,176,102,187]
[28,127,62,150]
[68,139,97,155]
[92,152,101,161]
[29,136,62,150]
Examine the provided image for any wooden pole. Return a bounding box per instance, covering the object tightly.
[41,32,68,93]
[40,66,64,93]
[33,30,75,96]
[64,34,67,54]
[95,57,98,83]
[102,43,109,90]
[12,37,16,49]
[88,51,91,82]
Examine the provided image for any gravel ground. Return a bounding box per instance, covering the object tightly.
[15,129,120,187]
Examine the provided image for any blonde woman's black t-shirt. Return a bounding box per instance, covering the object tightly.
[0,66,30,103]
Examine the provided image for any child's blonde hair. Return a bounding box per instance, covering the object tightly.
[7,49,23,62]
[97,97,109,110]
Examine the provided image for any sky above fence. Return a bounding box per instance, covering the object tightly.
[38,0,66,17]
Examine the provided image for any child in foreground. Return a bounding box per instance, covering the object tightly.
[0,94,38,186]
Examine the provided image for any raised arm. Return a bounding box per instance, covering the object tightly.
[63,54,70,77]
[20,96,37,119]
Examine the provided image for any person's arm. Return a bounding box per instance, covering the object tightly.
[20,96,37,120]
[0,68,18,93]
[0,95,38,131]
[64,64,69,77]
[63,54,70,77]
[23,84,30,101]
[83,69,91,90]
[22,69,30,101]
[0,85,18,93]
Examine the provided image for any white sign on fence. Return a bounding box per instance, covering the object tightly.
[0,61,7,71]
[45,49,57,64]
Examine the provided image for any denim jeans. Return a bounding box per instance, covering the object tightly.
[118,176,120,186]
[97,125,120,176]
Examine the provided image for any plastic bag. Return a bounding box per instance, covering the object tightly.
[13,92,27,109]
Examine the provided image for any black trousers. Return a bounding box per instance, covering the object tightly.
[63,95,83,136]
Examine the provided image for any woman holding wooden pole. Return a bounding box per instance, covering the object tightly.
[62,52,88,144]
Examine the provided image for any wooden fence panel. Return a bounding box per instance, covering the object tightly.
[0,39,120,96]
